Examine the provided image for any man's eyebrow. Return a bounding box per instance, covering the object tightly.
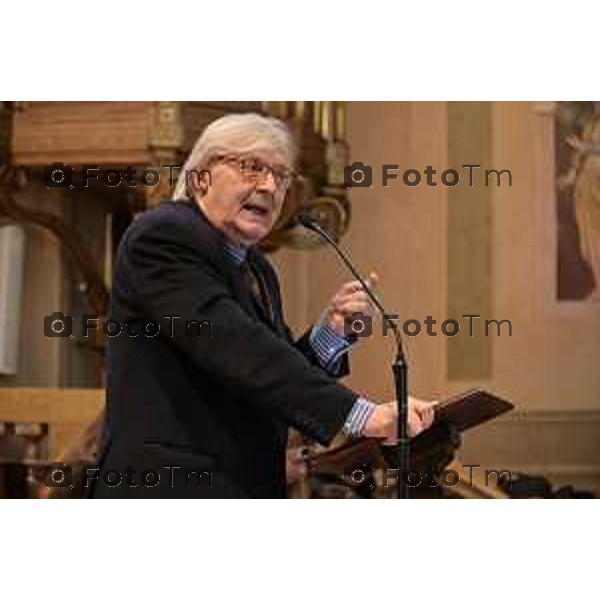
[256,157,294,172]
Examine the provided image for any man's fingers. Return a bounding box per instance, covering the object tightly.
[339,280,363,294]
[410,399,436,432]
[338,272,378,295]
[333,290,372,307]
[415,404,433,420]
[334,299,375,317]
[422,409,434,429]
[365,271,379,289]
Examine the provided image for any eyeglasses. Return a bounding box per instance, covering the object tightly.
[212,154,295,192]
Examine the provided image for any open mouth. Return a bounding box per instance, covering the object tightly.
[242,203,271,218]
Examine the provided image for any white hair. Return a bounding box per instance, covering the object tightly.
[172,113,297,200]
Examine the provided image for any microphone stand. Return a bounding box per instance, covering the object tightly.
[297,215,410,499]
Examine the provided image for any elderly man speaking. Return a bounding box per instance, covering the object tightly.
[91,113,434,498]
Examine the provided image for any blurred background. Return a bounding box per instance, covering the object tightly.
[0,101,599,498]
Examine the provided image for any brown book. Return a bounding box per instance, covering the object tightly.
[309,389,514,473]
[432,389,514,432]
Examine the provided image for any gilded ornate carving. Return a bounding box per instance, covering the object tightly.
[148,101,184,153]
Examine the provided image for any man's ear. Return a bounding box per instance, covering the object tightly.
[188,169,209,196]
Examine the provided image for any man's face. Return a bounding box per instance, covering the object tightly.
[191,150,291,247]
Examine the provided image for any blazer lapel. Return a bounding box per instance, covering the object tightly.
[247,249,288,338]
[178,198,258,318]
[179,198,284,336]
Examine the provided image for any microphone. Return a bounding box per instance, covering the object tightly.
[296,212,411,499]
[296,213,405,360]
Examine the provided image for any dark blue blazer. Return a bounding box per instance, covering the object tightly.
[91,199,357,498]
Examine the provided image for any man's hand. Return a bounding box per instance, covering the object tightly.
[409,397,436,436]
[323,272,379,337]
[363,397,436,444]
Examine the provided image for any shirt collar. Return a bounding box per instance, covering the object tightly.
[224,241,248,265]
[191,197,250,265]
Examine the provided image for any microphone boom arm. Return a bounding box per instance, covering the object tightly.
[297,215,405,359]
[297,214,410,499]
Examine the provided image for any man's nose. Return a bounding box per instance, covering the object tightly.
[255,171,278,195]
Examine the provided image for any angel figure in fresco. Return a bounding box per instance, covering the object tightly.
[557,101,600,302]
